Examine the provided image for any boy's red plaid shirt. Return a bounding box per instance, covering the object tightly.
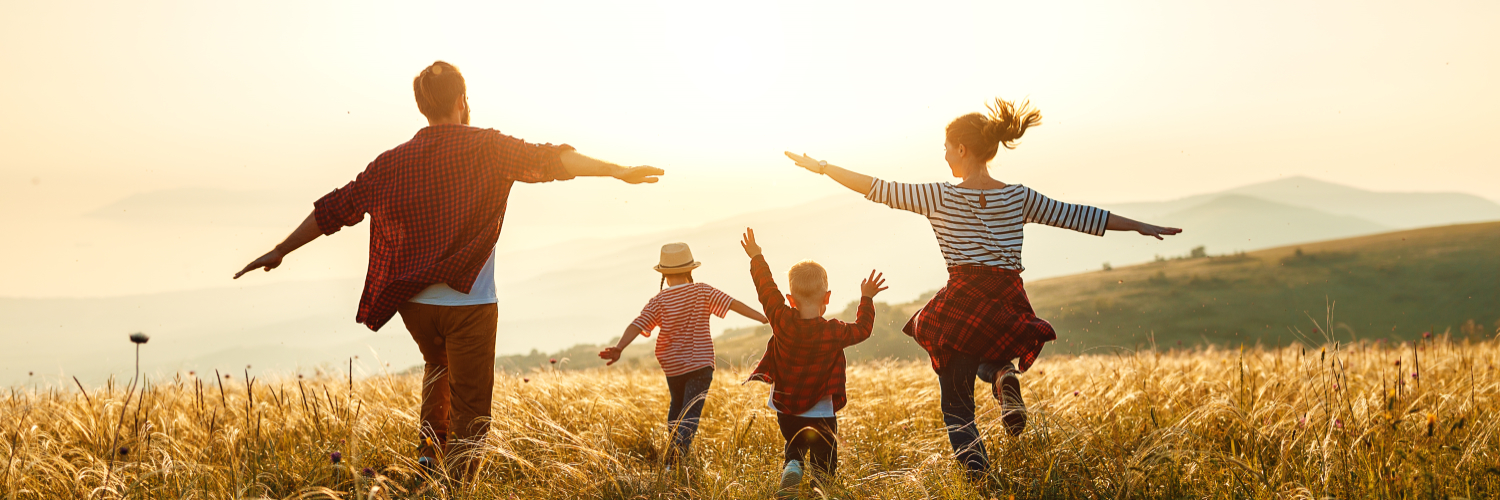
[745,254,874,415]
[312,124,575,331]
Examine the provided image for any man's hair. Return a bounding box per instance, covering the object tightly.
[787,260,828,303]
[413,61,466,121]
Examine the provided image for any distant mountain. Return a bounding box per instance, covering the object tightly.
[1108,176,1500,228]
[0,280,420,385]
[86,188,309,226]
[502,221,1500,372]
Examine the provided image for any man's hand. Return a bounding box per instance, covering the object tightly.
[234,249,285,279]
[860,269,888,298]
[613,166,664,184]
[740,227,763,258]
[598,346,623,366]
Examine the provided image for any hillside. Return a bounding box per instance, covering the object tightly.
[502,221,1500,370]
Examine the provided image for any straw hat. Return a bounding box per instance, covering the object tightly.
[653,242,702,274]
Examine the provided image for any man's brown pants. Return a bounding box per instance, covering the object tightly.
[398,302,498,472]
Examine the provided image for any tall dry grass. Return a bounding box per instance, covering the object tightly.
[3,335,1498,499]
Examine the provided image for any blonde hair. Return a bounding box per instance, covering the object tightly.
[945,97,1043,162]
[787,260,828,302]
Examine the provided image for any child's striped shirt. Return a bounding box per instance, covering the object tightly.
[866,179,1110,270]
[630,283,734,376]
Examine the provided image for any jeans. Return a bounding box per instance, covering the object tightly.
[777,413,839,477]
[664,366,713,462]
[937,352,1007,480]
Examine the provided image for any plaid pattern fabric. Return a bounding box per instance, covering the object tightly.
[313,124,575,331]
[745,255,874,415]
[903,265,1056,373]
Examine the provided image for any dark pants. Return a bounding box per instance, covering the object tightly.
[398,302,499,477]
[937,351,1006,480]
[664,366,713,462]
[777,413,838,477]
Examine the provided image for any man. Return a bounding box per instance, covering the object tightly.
[233,61,662,476]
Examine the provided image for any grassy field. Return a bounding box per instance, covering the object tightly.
[5,332,1499,499]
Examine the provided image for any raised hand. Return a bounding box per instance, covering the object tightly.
[783,152,826,175]
[598,346,623,366]
[860,270,888,298]
[740,227,763,258]
[234,249,284,279]
[614,166,664,184]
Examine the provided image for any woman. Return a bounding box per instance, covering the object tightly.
[784,98,1180,480]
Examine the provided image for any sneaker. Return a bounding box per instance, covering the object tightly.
[993,364,1027,436]
[778,459,803,497]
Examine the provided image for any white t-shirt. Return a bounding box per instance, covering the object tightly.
[408,248,498,306]
[767,392,836,418]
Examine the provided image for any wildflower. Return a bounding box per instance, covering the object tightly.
[1073,391,1080,397]
[246,364,252,370]
[330,451,342,464]
[1394,359,1401,367]
[549,358,557,364]
[523,378,530,383]
[1412,372,1419,379]
[362,467,375,477]
[28,371,32,376]
[224,374,231,379]
[119,446,129,456]
[1298,415,1306,427]
[298,374,304,379]
[1335,419,1343,429]
[129,332,150,344]
[1333,383,1340,391]
[1422,331,1431,339]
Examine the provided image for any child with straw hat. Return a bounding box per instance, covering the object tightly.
[599,242,767,467]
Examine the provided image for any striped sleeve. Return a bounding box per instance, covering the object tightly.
[629,299,660,336]
[1020,186,1110,236]
[703,285,733,318]
[865,179,943,217]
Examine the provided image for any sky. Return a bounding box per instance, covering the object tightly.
[1,0,1498,298]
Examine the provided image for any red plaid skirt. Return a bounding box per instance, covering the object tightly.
[903,265,1056,372]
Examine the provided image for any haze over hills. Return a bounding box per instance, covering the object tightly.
[3,177,1497,384]
[511,220,1500,371]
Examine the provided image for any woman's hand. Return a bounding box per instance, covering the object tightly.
[784,152,826,175]
[1135,223,1182,240]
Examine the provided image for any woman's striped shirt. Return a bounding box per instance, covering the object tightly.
[866,179,1110,270]
[630,282,734,376]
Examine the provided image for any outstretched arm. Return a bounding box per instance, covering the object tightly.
[1105,213,1182,240]
[729,300,769,324]
[234,211,321,279]
[784,152,873,195]
[560,150,663,184]
[598,325,645,366]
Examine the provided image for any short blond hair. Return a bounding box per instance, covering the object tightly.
[787,260,828,302]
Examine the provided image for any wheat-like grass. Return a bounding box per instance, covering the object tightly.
[2,335,1497,499]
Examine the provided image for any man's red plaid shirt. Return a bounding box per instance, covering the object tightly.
[745,254,874,415]
[313,124,574,331]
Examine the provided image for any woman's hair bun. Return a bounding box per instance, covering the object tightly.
[983,98,1042,151]
[945,97,1043,163]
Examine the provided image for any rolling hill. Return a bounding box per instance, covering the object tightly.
[501,221,1500,372]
